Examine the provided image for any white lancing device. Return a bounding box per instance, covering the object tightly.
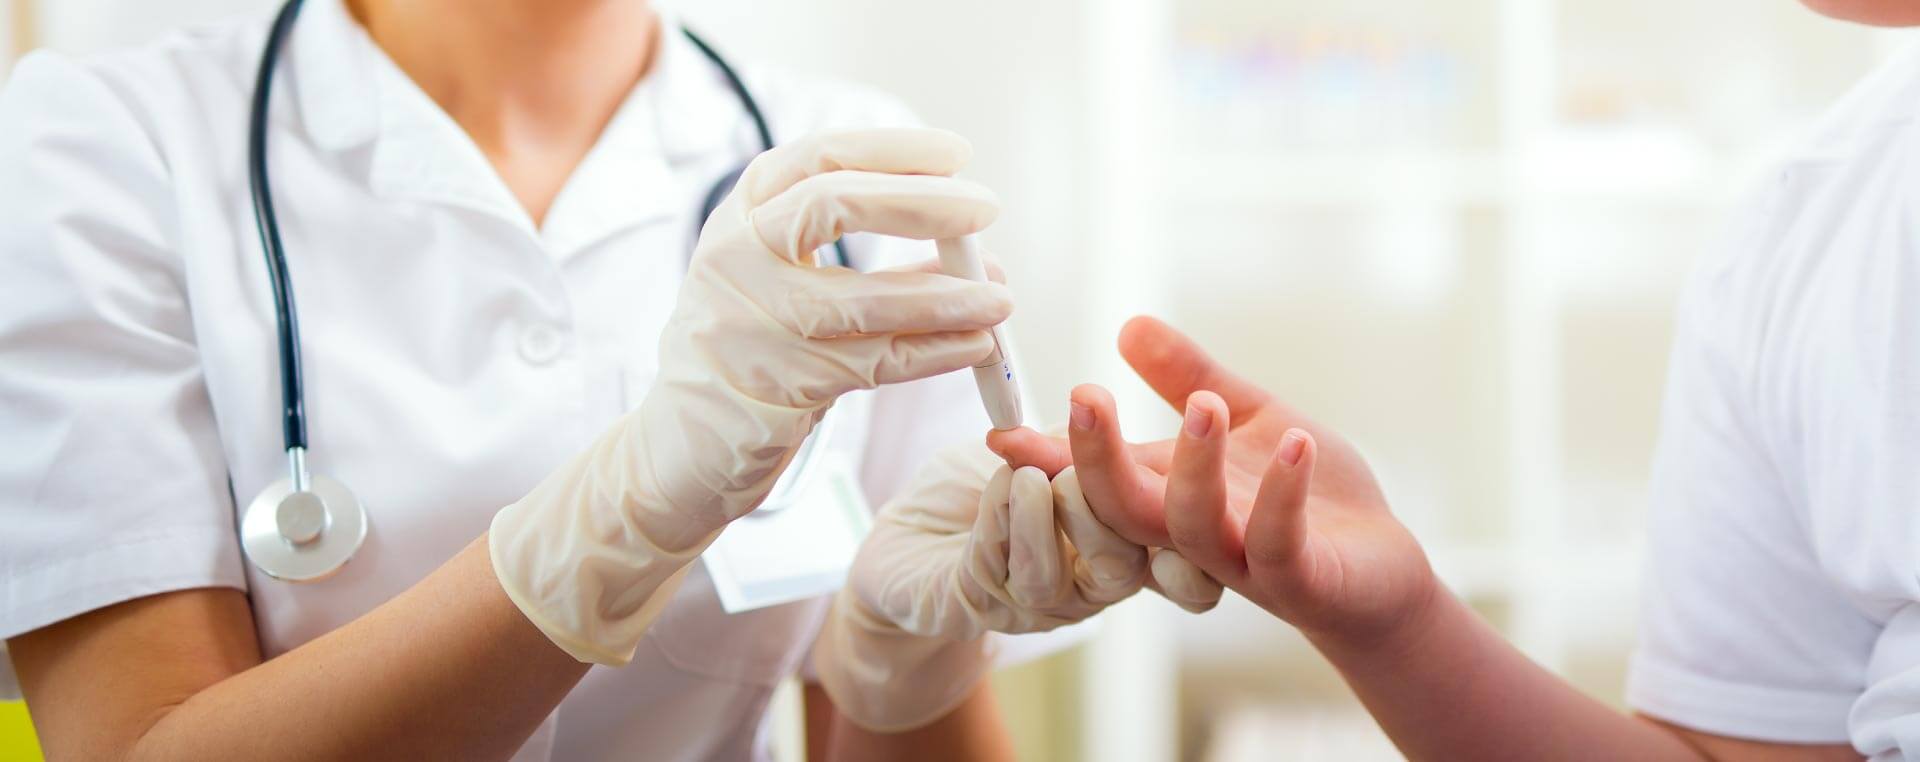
[935,236,1023,431]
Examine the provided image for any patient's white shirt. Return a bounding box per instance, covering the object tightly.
[1627,42,1920,758]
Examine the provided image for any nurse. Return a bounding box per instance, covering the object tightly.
[0,0,1174,759]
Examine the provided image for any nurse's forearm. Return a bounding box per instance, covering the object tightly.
[14,535,589,761]
[1311,591,1856,762]
[136,536,589,760]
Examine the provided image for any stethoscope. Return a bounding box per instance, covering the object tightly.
[240,0,849,582]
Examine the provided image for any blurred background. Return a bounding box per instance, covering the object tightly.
[0,0,1910,759]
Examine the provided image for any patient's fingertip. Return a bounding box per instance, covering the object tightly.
[1277,429,1311,468]
[1181,399,1213,439]
[1069,401,1094,432]
[1069,383,1111,405]
[1118,316,1176,361]
[984,431,1010,457]
[1189,389,1225,414]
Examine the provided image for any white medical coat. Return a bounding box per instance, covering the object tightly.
[0,2,998,759]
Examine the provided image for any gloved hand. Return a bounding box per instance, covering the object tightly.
[489,129,1013,666]
[812,441,1222,731]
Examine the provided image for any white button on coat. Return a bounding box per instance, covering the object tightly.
[518,322,569,365]
[0,2,1031,759]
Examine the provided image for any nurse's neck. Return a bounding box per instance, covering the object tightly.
[348,0,658,227]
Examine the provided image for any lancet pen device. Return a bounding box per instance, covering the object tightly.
[935,236,1023,430]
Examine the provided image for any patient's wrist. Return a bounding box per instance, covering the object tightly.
[1303,569,1451,664]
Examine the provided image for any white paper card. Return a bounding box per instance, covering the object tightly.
[702,454,872,614]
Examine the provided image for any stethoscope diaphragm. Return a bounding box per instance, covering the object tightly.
[241,465,368,582]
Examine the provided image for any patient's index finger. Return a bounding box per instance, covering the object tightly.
[1068,384,1171,547]
[986,427,1073,476]
[1117,316,1272,418]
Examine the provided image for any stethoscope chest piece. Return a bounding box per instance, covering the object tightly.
[241,469,368,582]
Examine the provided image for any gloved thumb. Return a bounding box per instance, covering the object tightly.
[1147,548,1222,613]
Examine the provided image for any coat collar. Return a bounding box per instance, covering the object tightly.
[283,0,753,257]
[288,0,378,152]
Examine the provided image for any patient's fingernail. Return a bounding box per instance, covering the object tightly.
[1070,402,1093,431]
[1182,402,1212,438]
[1278,429,1308,466]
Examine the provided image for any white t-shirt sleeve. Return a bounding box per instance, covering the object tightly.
[0,52,247,695]
[1624,203,1877,743]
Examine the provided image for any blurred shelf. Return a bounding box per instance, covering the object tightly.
[1162,150,1506,206]
[1428,539,1643,601]
[1516,126,1742,203]
[1428,542,1512,599]
[1162,127,1746,209]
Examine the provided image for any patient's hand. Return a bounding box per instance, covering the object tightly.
[988,316,1434,642]
[987,316,1378,546]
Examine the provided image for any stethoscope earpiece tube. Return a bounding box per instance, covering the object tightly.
[250,0,310,453]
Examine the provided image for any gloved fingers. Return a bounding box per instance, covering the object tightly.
[1052,467,1147,604]
[776,267,1012,339]
[881,251,1009,284]
[794,331,997,398]
[1004,466,1068,610]
[750,171,999,264]
[861,529,981,638]
[967,465,1017,590]
[1147,548,1224,613]
[739,127,973,206]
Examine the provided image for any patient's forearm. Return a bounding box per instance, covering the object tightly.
[1311,591,1837,762]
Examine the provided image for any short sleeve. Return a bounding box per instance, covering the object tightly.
[0,52,246,694]
[1624,250,1877,743]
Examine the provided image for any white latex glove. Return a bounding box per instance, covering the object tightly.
[813,442,1222,731]
[490,129,1013,666]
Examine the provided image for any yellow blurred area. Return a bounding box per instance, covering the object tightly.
[0,702,41,762]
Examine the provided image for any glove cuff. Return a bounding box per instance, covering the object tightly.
[811,587,996,732]
[490,534,690,665]
[486,423,728,666]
